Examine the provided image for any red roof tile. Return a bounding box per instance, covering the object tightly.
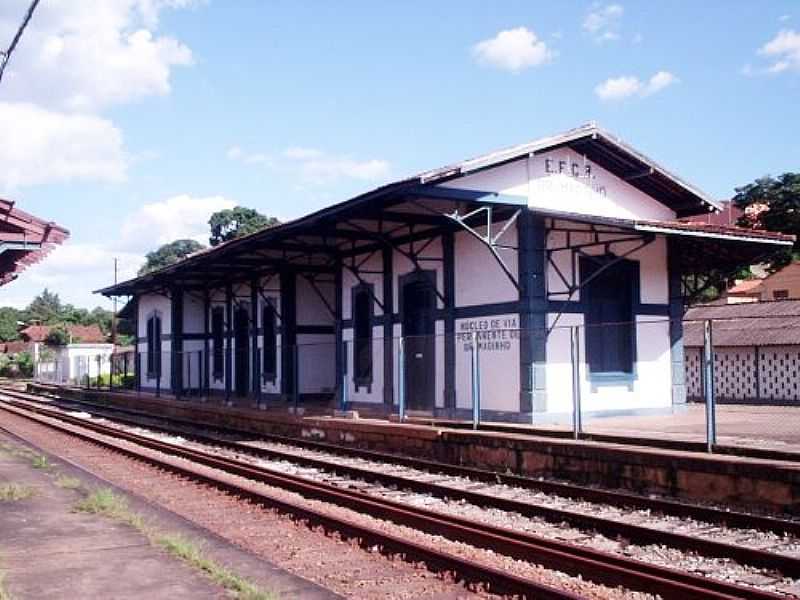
[20,324,106,343]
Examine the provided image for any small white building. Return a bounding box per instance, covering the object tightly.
[98,124,792,422]
[36,343,115,385]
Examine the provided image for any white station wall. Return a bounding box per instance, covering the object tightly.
[138,292,172,390]
[296,275,336,395]
[442,149,676,222]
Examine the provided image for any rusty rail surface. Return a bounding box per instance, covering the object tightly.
[4,388,797,576]
[0,397,787,600]
[7,387,800,538]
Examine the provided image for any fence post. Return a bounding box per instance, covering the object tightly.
[570,325,582,440]
[398,337,405,423]
[202,349,208,402]
[186,352,192,400]
[703,319,716,452]
[155,353,161,398]
[340,340,349,412]
[293,344,299,413]
[471,331,481,430]
[255,348,263,408]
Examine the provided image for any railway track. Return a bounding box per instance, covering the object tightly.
[0,390,795,599]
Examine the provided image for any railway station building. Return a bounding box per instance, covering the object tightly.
[0,199,69,286]
[98,123,792,422]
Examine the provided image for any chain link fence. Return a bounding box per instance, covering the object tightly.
[32,314,800,453]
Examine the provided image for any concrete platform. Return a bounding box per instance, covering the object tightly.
[0,428,339,600]
[27,383,800,515]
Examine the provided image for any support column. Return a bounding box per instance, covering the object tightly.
[518,210,547,415]
[442,230,456,411]
[171,287,184,397]
[250,277,260,401]
[132,297,140,392]
[203,289,210,397]
[334,261,344,403]
[667,237,686,407]
[280,271,297,400]
[382,246,394,407]
[225,283,232,402]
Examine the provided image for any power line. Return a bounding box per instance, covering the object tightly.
[0,0,41,85]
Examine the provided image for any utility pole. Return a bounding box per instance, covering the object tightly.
[111,258,118,346]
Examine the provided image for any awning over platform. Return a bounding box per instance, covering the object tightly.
[0,199,69,286]
[95,123,792,300]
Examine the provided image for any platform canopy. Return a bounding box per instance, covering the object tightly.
[96,123,791,301]
[0,199,69,286]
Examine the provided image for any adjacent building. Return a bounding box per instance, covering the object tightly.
[98,124,792,422]
[726,263,800,303]
[0,199,69,286]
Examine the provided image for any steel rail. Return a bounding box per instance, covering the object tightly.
[4,390,795,575]
[0,399,786,600]
[0,400,576,600]
[10,386,800,539]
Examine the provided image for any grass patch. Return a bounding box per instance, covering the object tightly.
[0,568,11,600]
[74,489,277,600]
[0,484,35,502]
[30,455,51,470]
[73,488,144,530]
[156,534,278,600]
[54,475,81,490]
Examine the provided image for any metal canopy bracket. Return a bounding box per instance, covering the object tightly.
[445,205,521,290]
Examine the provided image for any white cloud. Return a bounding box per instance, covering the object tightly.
[284,147,324,160]
[0,1,194,112]
[472,27,554,73]
[644,70,678,95]
[594,76,641,100]
[758,29,800,73]
[0,102,127,189]
[228,145,391,184]
[1,191,234,308]
[0,1,197,190]
[583,3,623,43]
[594,71,678,101]
[119,194,236,252]
[226,146,272,166]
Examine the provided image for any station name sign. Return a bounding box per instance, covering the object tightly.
[457,317,519,352]
[542,155,607,196]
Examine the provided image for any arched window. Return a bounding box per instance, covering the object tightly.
[211,306,225,380]
[262,301,277,380]
[353,285,373,385]
[146,312,162,378]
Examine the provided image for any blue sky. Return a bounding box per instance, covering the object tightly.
[1,0,798,309]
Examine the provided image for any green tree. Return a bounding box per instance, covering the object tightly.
[138,239,206,275]
[208,207,279,247]
[45,324,70,346]
[0,306,22,341]
[24,289,62,324]
[88,306,113,333]
[733,172,800,271]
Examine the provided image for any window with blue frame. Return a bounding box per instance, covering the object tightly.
[580,256,637,377]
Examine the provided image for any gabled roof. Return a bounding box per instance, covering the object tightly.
[96,124,779,297]
[418,122,721,216]
[0,199,70,286]
[728,279,764,295]
[20,324,106,343]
